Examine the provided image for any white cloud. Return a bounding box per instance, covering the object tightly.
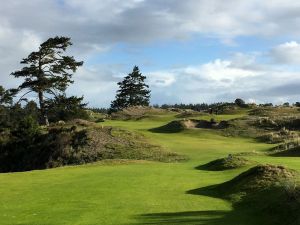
[67,65,119,107]
[2,1,300,106]
[146,53,300,105]
[270,41,300,64]
[199,59,259,81]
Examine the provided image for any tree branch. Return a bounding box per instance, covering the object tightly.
[16,90,34,104]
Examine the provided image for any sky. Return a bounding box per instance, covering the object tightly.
[1,0,300,107]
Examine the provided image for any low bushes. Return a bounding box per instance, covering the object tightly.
[0,119,185,172]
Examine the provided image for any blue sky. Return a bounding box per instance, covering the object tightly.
[1,0,300,107]
[92,35,275,70]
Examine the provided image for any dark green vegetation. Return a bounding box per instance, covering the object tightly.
[110,66,151,111]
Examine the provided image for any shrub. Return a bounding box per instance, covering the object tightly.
[235,98,247,107]
[46,95,89,122]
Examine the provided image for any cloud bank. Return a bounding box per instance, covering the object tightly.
[1,1,300,106]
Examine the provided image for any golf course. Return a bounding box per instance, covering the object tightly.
[1,109,299,225]
[2,2,300,225]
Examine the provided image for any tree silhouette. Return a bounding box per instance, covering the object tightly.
[111,66,151,111]
[11,36,83,125]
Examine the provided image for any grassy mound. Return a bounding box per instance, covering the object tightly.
[220,165,297,194]
[87,127,186,163]
[150,119,229,133]
[221,117,264,138]
[110,106,166,120]
[221,108,300,142]
[197,155,254,171]
[175,110,205,118]
[189,165,300,225]
[189,165,298,199]
[222,165,300,225]
[196,120,229,129]
[249,107,300,117]
[149,120,188,133]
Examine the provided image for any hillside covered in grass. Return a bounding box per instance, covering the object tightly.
[1,105,300,225]
[0,118,184,172]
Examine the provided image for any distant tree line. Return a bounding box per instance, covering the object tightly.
[154,103,225,111]
[153,101,243,113]
[87,107,109,114]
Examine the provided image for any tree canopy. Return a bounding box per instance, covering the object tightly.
[110,66,151,111]
[11,36,83,125]
[0,85,15,106]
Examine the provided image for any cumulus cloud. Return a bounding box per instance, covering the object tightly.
[147,53,300,105]
[1,1,300,48]
[270,41,300,64]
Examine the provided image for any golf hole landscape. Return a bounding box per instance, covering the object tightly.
[1,105,300,225]
[1,1,300,225]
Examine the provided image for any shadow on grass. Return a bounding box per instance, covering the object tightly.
[194,161,226,171]
[134,164,300,225]
[186,184,221,198]
[148,120,187,133]
[134,207,256,225]
[134,184,257,225]
[134,210,228,225]
[134,180,295,224]
[272,148,300,157]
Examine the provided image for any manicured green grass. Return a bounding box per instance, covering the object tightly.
[0,112,299,225]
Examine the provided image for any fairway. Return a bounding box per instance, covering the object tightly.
[0,113,299,225]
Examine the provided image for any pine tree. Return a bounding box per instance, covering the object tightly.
[0,86,14,106]
[110,66,151,111]
[11,36,83,125]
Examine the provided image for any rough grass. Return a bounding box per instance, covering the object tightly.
[110,106,167,120]
[249,106,300,117]
[90,127,186,162]
[218,164,297,195]
[175,110,206,118]
[197,155,254,171]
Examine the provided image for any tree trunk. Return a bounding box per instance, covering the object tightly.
[38,91,49,126]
